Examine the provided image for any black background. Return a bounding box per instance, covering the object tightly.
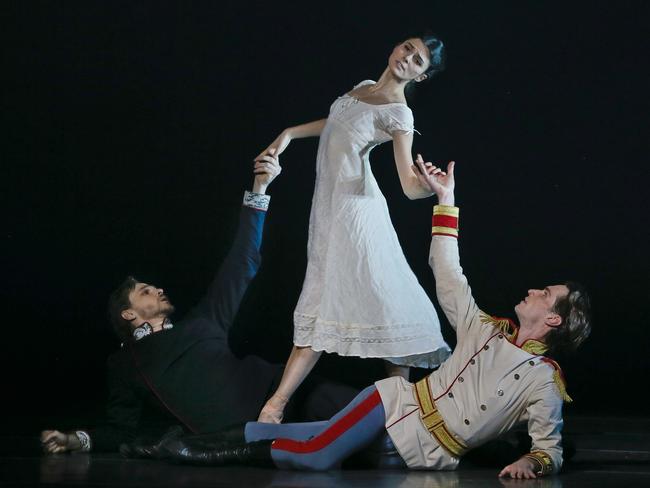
[3,1,649,433]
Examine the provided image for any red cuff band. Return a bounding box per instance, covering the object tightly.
[432,214,458,229]
[432,206,459,238]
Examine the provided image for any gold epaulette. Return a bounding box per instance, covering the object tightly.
[479,311,516,336]
[541,357,573,403]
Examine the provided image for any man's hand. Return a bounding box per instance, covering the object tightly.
[41,430,79,454]
[253,148,282,194]
[498,457,539,479]
[413,155,455,206]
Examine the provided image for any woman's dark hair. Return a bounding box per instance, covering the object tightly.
[402,33,445,97]
[420,34,446,79]
[545,281,592,355]
[107,275,140,342]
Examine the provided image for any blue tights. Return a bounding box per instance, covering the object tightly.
[245,385,386,470]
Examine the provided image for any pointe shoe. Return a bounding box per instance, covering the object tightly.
[257,395,288,423]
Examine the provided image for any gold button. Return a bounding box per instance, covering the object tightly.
[481,404,487,411]
[529,360,535,366]
[464,419,470,425]
[514,374,520,380]
[470,359,476,365]
[497,389,504,396]
[448,392,454,398]
[458,377,464,382]
[484,345,489,350]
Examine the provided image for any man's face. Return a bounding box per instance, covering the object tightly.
[124,282,175,323]
[514,284,569,326]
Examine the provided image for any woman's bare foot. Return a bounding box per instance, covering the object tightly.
[385,361,410,380]
[257,394,288,424]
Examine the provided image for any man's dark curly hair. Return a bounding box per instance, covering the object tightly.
[546,281,592,355]
[107,276,139,342]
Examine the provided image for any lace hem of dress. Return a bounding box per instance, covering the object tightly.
[294,329,450,367]
[294,312,437,331]
[293,313,451,367]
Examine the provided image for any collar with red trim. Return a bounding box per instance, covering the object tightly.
[479,312,572,402]
[479,312,549,355]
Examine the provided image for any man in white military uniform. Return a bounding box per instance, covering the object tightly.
[158,160,592,479]
[376,160,591,478]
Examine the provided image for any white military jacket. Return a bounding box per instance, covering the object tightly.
[376,205,567,475]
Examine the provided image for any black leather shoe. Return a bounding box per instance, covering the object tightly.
[119,425,185,459]
[162,439,274,467]
[177,423,247,450]
[154,423,247,458]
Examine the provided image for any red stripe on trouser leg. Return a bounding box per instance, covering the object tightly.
[432,214,458,229]
[272,390,382,454]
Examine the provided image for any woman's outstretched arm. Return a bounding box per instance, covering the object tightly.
[258,119,327,158]
[392,131,435,200]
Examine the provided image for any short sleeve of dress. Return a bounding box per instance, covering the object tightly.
[352,79,376,90]
[381,104,417,136]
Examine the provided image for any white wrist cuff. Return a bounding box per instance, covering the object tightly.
[75,430,92,452]
[243,191,270,211]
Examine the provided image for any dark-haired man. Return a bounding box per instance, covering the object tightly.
[162,160,591,479]
[41,151,358,454]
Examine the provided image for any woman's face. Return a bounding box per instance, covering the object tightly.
[388,38,431,82]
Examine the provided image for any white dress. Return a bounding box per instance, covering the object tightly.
[293,80,450,368]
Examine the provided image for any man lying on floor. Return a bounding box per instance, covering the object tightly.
[41,151,358,455]
[159,160,591,479]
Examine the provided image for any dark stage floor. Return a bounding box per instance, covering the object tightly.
[2,415,648,487]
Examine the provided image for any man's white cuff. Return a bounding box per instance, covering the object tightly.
[243,191,270,211]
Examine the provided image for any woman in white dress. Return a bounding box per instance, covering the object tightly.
[258,35,451,423]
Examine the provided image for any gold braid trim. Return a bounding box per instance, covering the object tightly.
[553,369,573,403]
[479,312,514,336]
[432,225,458,237]
[524,450,554,476]
[479,313,551,355]
[479,312,572,402]
[433,205,459,217]
[414,378,469,458]
[521,339,549,356]
[542,358,573,403]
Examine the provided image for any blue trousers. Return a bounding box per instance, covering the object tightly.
[245,385,386,470]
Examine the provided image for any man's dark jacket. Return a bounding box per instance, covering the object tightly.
[91,205,357,451]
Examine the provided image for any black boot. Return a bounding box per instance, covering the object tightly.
[153,423,247,457]
[177,423,246,449]
[162,439,274,467]
[119,425,186,459]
